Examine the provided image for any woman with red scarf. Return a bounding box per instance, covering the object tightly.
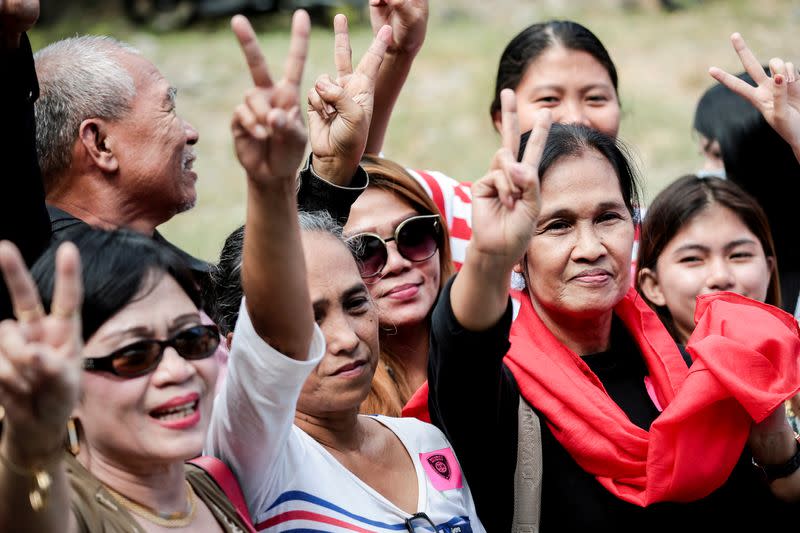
[426,92,800,531]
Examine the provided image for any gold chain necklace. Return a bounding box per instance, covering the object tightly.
[105,481,197,528]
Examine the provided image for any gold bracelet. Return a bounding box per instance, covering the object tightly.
[0,446,62,512]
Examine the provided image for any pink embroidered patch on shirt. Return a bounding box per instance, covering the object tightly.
[419,448,463,491]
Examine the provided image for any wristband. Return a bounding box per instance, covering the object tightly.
[752,433,800,483]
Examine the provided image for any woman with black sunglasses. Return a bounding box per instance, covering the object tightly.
[346,155,455,418]
[0,227,251,532]
[203,14,483,531]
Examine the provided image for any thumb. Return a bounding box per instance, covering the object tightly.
[315,78,361,119]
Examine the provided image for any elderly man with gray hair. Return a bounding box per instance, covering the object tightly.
[33,31,207,273]
[1,1,206,320]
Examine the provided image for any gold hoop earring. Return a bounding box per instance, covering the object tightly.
[66,418,80,456]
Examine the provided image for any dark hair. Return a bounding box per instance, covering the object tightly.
[490,20,619,122]
[207,225,245,336]
[636,175,781,338]
[519,123,641,216]
[32,227,202,341]
[209,211,351,336]
[693,70,800,293]
[693,71,763,148]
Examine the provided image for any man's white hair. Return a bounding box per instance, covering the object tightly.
[34,36,140,188]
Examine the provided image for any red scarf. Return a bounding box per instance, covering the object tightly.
[505,288,800,506]
[403,289,800,504]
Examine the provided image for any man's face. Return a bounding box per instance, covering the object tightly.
[107,52,199,223]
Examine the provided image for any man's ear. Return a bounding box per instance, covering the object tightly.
[637,267,666,307]
[78,118,118,173]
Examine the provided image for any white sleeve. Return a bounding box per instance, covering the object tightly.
[204,298,325,517]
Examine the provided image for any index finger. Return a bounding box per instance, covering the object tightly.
[0,241,44,325]
[521,109,553,167]
[730,33,769,84]
[354,24,392,82]
[499,89,519,159]
[282,10,311,89]
[708,66,759,106]
[232,14,273,88]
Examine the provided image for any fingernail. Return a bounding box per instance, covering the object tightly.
[325,104,335,115]
[274,114,286,128]
[255,125,267,137]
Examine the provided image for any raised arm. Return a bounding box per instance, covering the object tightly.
[1,0,52,320]
[709,33,800,163]
[231,11,313,359]
[295,14,391,223]
[364,0,428,154]
[450,91,551,331]
[0,240,83,533]
[305,14,392,186]
[207,13,329,518]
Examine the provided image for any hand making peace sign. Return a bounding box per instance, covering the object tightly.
[0,241,82,460]
[369,0,428,56]
[231,11,310,186]
[306,15,392,184]
[469,89,552,267]
[710,33,800,159]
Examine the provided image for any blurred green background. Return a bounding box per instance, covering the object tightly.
[28,0,799,262]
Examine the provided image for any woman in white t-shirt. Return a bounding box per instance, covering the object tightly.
[205,15,484,533]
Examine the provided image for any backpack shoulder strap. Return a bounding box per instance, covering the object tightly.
[511,397,543,533]
[189,456,256,533]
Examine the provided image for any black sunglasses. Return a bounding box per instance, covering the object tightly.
[346,214,443,279]
[404,512,440,532]
[82,324,220,378]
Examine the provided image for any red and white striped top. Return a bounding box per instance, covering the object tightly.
[407,169,474,270]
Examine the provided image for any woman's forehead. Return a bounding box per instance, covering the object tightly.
[302,232,361,284]
[345,188,417,234]
[539,153,624,210]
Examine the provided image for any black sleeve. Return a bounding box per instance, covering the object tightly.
[0,34,52,320]
[295,154,368,224]
[427,275,520,532]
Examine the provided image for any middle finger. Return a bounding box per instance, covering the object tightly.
[730,33,769,84]
[283,10,311,90]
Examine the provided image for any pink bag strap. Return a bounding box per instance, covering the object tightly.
[189,456,256,533]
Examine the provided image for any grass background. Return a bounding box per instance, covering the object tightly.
[28,0,799,261]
